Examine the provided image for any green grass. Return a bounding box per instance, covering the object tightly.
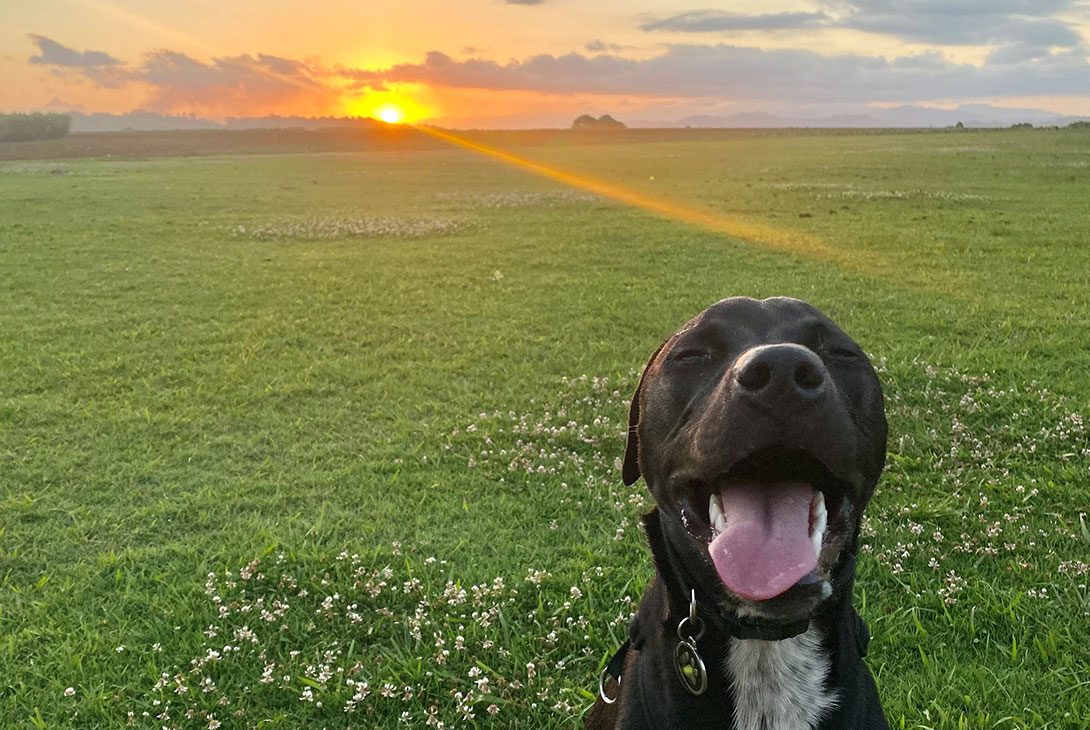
[1,128,1088,728]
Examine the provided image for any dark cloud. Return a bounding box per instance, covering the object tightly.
[348,44,1090,103]
[986,42,1056,64]
[640,11,829,33]
[831,0,1073,19]
[642,1,1088,50]
[835,1,1084,47]
[28,34,121,67]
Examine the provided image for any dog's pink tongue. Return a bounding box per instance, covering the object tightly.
[709,482,816,601]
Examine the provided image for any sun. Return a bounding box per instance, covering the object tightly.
[343,86,433,125]
[342,89,431,126]
[377,104,405,124]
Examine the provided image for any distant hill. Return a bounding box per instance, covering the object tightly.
[630,104,1090,129]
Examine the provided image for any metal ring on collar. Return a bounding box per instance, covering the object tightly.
[677,588,705,641]
[598,666,620,704]
[676,615,705,642]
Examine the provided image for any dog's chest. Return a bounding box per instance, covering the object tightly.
[724,628,838,730]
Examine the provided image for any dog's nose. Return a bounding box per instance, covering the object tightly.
[734,343,828,404]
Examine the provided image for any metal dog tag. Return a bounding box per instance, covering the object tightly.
[674,638,707,695]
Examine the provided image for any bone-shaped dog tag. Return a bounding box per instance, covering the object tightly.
[674,639,707,695]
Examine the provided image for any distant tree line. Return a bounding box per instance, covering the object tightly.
[0,113,72,143]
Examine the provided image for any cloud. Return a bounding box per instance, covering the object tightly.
[135,51,338,115]
[348,44,1090,103]
[28,34,122,67]
[25,28,1090,118]
[585,39,632,53]
[25,36,343,116]
[342,51,630,95]
[835,0,1084,47]
[642,1,1088,49]
[640,11,829,33]
[27,34,131,87]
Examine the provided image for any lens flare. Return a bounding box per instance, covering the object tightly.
[417,126,836,262]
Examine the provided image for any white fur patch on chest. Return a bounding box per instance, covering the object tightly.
[724,628,838,730]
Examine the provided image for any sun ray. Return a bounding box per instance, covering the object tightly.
[72,0,221,57]
[413,126,957,295]
[416,126,837,261]
[70,0,326,99]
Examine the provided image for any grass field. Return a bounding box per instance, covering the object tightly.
[2,127,1089,728]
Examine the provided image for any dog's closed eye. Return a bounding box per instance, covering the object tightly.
[820,343,863,360]
[671,348,711,363]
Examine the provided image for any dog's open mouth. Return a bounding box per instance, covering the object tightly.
[679,448,849,603]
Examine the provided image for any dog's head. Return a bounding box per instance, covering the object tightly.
[624,297,887,630]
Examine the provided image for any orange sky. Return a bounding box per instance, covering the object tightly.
[4,0,1090,127]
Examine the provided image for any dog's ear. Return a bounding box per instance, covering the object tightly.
[622,341,666,486]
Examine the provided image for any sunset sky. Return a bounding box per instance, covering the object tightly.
[4,0,1090,127]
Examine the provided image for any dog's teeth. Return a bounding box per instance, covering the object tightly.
[813,491,827,534]
[709,494,723,536]
[811,491,827,558]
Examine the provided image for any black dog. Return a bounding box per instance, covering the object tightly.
[586,297,889,730]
